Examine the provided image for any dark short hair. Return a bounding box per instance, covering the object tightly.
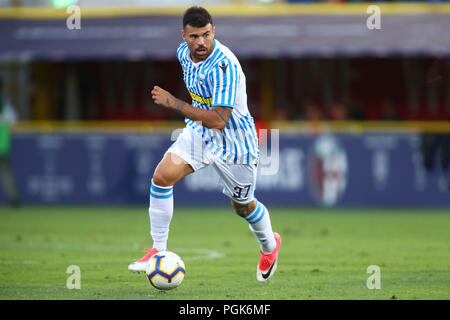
[182,6,213,29]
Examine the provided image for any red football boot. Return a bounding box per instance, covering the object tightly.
[128,248,159,273]
[256,232,281,282]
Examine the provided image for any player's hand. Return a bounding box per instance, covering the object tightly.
[151,86,176,109]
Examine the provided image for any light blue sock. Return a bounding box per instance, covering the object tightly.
[245,201,276,254]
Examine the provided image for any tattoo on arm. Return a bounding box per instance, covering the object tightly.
[213,107,232,125]
[168,99,231,130]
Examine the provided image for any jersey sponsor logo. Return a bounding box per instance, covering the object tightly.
[219,61,228,73]
[189,91,212,106]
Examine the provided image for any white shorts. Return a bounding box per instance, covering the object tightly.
[165,127,258,205]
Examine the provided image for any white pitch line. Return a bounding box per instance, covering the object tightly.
[0,248,226,265]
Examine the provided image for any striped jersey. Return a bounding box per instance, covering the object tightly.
[176,39,259,165]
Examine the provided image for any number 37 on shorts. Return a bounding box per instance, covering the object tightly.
[232,184,253,203]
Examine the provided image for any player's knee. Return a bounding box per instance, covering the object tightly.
[152,170,174,187]
[231,199,256,218]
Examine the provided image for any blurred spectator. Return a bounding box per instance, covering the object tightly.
[272,107,289,121]
[0,78,21,207]
[378,99,401,121]
[348,104,366,120]
[328,101,368,120]
[425,59,450,85]
[302,101,324,121]
[329,102,349,121]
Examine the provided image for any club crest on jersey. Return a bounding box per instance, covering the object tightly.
[198,72,206,85]
[219,61,228,73]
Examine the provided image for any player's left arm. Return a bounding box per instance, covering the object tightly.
[151,85,232,131]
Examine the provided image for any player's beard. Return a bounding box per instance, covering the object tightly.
[193,45,211,61]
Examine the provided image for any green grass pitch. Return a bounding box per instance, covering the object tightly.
[0,206,449,300]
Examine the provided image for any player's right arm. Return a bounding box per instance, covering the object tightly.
[151,85,232,131]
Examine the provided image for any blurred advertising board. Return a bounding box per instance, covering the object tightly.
[2,129,449,207]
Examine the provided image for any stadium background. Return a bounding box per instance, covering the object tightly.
[0,0,449,302]
[0,0,448,208]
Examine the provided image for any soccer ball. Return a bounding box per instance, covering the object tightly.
[145,251,186,290]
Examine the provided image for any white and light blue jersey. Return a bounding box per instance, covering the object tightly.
[176,39,259,165]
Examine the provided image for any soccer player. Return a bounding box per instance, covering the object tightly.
[128,6,281,282]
